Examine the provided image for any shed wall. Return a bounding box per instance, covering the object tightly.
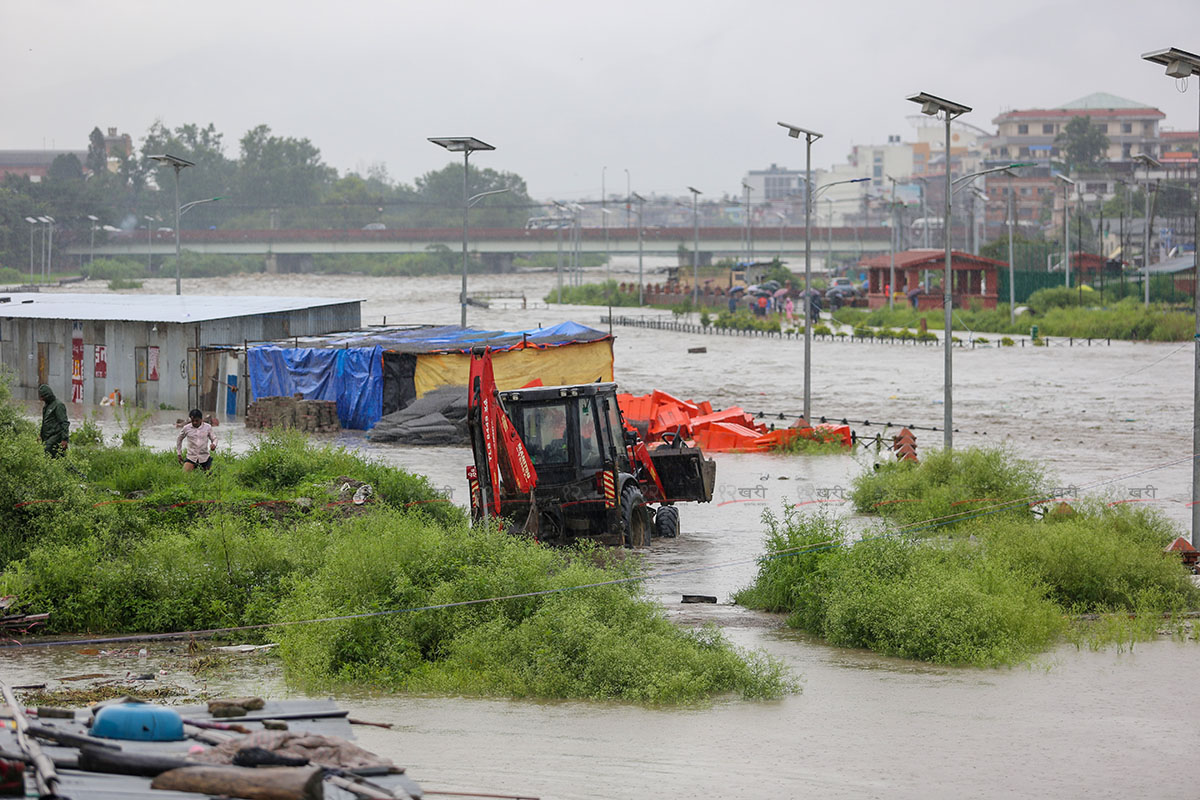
[0,300,360,415]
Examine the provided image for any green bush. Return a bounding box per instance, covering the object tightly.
[850,446,1045,530]
[70,412,105,447]
[738,456,1200,666]
[107,278,144,290]
[170,252,264,278]
[87,258,147,281]
[734,510,1064,666]
[544,280,641,307]
[980,503,1198,613]
[272,514,795,702]
[1027,286,1089,314]
[0,267,23,284]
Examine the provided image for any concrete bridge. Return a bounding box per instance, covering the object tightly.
[65,226,893,271]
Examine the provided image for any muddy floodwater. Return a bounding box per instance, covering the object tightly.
[12,263,1200,798]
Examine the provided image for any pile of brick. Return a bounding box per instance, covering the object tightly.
[247,395,340,433]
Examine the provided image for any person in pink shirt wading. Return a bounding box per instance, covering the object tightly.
[177,408,217,472]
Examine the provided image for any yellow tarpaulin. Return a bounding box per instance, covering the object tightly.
[413,339,615,398]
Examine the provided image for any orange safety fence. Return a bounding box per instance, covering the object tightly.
[618,392,852,453]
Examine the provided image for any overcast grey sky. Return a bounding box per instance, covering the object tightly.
[3,0,1198,201]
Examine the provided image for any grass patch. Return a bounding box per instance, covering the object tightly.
[737,466,1200,666]
[734,510,1065,666]
[779,427,852,455]
[107,278,144,290]
[849,446,1045,530]
[834,297,1193,342]
[272,515,794,703]
[544,280,643,307]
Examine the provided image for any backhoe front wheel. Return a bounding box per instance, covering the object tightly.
[621,484,652,548]
[653,505,679,538]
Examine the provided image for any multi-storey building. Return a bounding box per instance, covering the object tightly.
[987,93,1166,164]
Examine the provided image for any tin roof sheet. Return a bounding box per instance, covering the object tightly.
[0,293,361,324]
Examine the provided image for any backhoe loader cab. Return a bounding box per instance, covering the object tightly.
[466,361,715,547]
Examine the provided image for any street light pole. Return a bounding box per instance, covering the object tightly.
[1055,173,1074,289]
[915,176,930,248]
[625,169,631,228]
[1143,45,1200,545]
[149,154,196,296]
[602,166,608,281]
[87,215,99,268]
[778,121,823,423]
[1008,171,1016,324]
[429,137,496,327]
[24,217,37,285]
[1133,153,1161,306]
[687,187,702,309]
[45,216,55,280]
[633,192,646,305]
[887,175,898,309]
[909,92,972,451]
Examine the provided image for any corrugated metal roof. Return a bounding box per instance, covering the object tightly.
[0,293,362,323]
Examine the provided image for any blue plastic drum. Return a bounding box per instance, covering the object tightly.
[91,703,185,742]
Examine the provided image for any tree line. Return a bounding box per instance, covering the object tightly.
[0,121,534,274]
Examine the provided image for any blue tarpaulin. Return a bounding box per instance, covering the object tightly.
[309,320,609,353]
[248,345,383,430]
[247,323,610,431]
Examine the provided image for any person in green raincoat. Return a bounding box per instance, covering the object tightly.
[38,384,69,457]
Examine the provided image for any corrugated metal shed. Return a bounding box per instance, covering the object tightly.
[0,293,361,323]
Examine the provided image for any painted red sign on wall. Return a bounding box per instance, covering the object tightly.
[148,346,160,381]
[94,345,107,378]
[71,322,84,404]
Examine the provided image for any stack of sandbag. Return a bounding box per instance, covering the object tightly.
[369,385,469,445]
[247,395,341,433]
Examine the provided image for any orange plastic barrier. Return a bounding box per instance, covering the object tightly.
[618,393,853,453]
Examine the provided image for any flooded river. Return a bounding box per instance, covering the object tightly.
[12,264,1200,798]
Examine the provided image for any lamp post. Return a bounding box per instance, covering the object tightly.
[602,166,609,280]
[778,122,823,422]
[1054,173,1075,288]
[36,217,50,282]
[908,92,971,451]
[914,176,930,248]
[827,199,834,267]
[687,186,701,309]
[149,153,195,296]
[813,178,871,275]
[886,175,899,308]
[632,192,646,305]
[1007,171,1017,323]
[428,136,496,327]
[1142,45,1200,546]
[1133,153,1161,306]
[43,216,55,280]
[86,214,99,269]
[24,217,37,285]
[625,169,631,228]
[742,181,753,264]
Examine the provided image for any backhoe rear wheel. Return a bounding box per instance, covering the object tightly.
[621,484,652,548]
[653,505,679,538]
